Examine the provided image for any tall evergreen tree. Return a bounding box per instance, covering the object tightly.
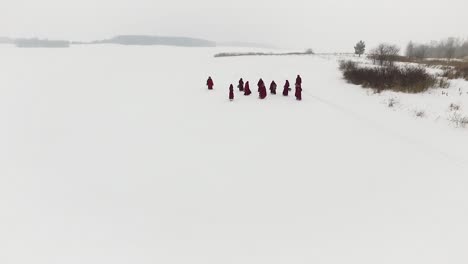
[354,40,366,57]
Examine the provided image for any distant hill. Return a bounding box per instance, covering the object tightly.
[0,37,13,44]
[95,35,216,47]
[3,35,275,49]
[14,38,70,48]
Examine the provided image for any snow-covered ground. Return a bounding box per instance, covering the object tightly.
[1,45,467,264]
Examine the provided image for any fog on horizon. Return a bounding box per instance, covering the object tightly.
[1,0,467,52]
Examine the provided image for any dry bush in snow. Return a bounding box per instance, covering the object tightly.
[414,110,425,118]
[448,111,468,128]
[449,103,461,111]
[387,97,399,108]
[339,60,436,93]
[442,63,468,80]
[437,78,450,88]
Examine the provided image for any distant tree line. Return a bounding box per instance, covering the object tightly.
[214,49,314,58]
[406,37,468,60]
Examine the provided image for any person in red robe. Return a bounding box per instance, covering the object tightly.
[258,78,267,99]
[244,81,252,96]
[295,75,302,101]
[237,78,244,91]
[295,85,302,101]
[295,75,302,87]
[229,84,234,101]
[270,81,277,94]
[283,80,290,96]
[257,79,262,96]
[257,78,265,88]
[207,77,214,90]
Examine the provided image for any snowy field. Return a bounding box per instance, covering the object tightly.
[1,45,468,264]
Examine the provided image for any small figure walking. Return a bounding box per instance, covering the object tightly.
[207,76,214,90]
[258,78,265,89]
[238,78,244,92]
[295,75,302,88]
[244,81,252,96]
[229,84,234,101]
[295,85,302,101]
[258,78,267,99]
[295,75,302,101]
[269,81,277,94]
[283,80,290,96]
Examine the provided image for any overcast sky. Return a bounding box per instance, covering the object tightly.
[1,0,467,52]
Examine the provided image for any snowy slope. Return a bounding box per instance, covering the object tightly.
[0,45,467,264]
[330,53,468,130]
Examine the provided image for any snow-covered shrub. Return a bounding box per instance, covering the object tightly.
[387,97,399,108]
[338,60,358,71]
[448,111,468,128]
[339,60,436,93]
[437,77,450,88]
[414,110,425,118]
[449,103,461,111]
[441,62,468,80]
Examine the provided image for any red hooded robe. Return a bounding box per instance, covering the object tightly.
[244,81,252,96]
[207,77,214,90]
[283,80,290,96]
[229,84,234,101]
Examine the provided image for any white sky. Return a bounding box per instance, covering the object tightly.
[1,0,467,52]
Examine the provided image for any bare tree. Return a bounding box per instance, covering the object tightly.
[445,37,457,61]
[406,41,414,58]
[368,43,401,66]
[413,44,428,60]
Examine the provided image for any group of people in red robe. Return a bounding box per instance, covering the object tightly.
[207,75,303,101]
